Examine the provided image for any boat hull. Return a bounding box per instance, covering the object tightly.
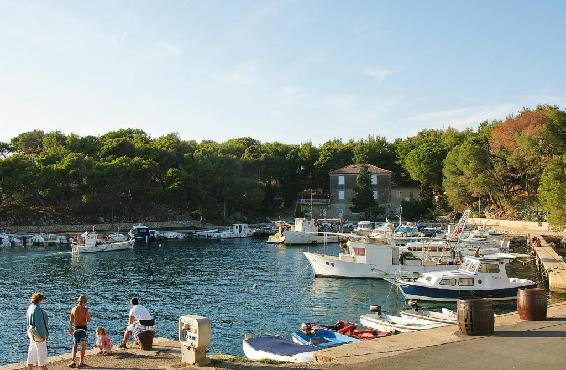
[303,252,459,279]
[360,314,446,333]
[72,240,134,253]
[399,283,538,302]
[243,337,316,363]
[284,232,338,245]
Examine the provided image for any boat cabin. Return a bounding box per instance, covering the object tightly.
[355,221,374,233]
[338,240,400,272]
[231,224,251,236]
[419,257,511,288]
[129,223,153,240]
[294,218,318,233]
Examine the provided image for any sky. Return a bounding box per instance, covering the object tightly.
[0,0,565,145]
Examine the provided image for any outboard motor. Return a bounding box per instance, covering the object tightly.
[369,305,382,315]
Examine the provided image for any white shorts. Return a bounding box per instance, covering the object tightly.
[27,335,48,367]
[127,323,154,339]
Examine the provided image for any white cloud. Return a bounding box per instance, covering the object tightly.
[224,61,259,86]
[156,42,183,56]
[401,103,517,131]
[363,66,394,81]
[279,85,307,98]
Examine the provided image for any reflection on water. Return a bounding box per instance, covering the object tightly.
[0,237,548,365]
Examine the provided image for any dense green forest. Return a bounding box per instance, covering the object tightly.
[0,105,564,227]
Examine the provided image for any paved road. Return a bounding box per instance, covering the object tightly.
[332,320,566,370]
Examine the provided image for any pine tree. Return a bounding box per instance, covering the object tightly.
[350,164,377,218]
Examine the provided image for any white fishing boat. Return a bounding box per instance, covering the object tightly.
[400,239,509,260]
[303,238,459,279]
[243,336,317,363]
[397,256,536,301]
[399,308,457,324]
[268,218,338,245]
[72,231,133,254]
[360,313,447,333]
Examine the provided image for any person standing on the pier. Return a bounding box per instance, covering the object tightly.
[68,295,90,368]
[119,297,154,348]
[26,292,49,370]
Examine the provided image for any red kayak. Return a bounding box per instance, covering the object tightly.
[318,320,393,340]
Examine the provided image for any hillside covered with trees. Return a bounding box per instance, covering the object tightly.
[0,105,564,227]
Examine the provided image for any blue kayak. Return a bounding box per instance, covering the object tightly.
[292,328,359,349]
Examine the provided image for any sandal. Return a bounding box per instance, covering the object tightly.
[118,343,127,349]
[68,361,76,368]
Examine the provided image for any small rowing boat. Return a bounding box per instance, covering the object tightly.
[242,336,317,363]
[360,313,447,333]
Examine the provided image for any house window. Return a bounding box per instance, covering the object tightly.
[373,191,378,200]
[371,175,378,185]
[338,175,345,185]
[338,190,345,200]
[397,191,402,199]
[409,191,414,200]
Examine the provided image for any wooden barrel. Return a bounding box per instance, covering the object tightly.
[137,330,154,350]
[457,298,494,336]
[517,288,547,321]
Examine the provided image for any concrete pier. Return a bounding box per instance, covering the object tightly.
[530,234,566,293]
[316,301,566,370]
[4,302,566,369]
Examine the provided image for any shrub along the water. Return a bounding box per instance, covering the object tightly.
[0,104,564,227]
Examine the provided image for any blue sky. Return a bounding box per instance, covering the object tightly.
[0,0,565,144]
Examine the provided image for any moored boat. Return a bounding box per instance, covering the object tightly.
[72,231,133,254]
[397,256,537,302]
[359,313,447,333]
[399,307,457,324]
[242,336,317,363]
[303,238,459,279]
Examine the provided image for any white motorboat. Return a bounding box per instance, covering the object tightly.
[399,308,457,324]
[355,221,374,236]
[400,239,509,260]
[45,234,68,245]
[360,313,447,333]
[243,336,317,363]
[369,221,395,240]
[156,231,183,240]
[215,224,255,239]
[72,231,133,253]
[270,218,338,245]
[107,232,128,242]
[398,256,537,301]
[303,238,459,279]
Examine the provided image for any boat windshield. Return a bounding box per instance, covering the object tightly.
[459,260,479,273]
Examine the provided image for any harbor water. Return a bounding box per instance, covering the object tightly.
[0,237,537,365]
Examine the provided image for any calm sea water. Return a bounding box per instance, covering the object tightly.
[0,237,541,365]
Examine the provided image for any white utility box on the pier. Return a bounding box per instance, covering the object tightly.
[179,315,211,365]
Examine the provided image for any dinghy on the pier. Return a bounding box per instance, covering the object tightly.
[243,336,317,363]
